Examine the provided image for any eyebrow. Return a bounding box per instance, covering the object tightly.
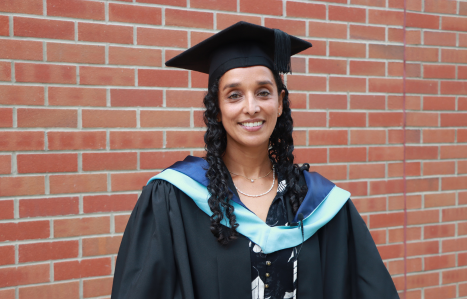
[222,80,273,91]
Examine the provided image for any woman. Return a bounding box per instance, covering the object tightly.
[111,22,399,299]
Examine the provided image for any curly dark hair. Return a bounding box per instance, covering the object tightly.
[203,69,310,245]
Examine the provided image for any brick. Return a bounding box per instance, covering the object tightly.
[110,131,163,149]
[18,153,77,173]
[424,31,456,47]
[335,181,368,196]
[111,46,162,67]
[309,94,347,109]
[111,171,156,191]
[425,192,455,208]
[442,176,467,191]
[309,164,347,181]
[406,146,438,160]
[286,2,325,19]
[0,245,14,266]
[83,277,113,298]
[329,77,366,92]
[369,146,404,162]
[441,113,467,126]
[48,131,106,150]
[293,130,307,146]
[441,81,467,95]
[0,220,49,242]
[17,108,77,128]
[109,3,161,25]
[352,0,385,6]
[377,244,404,260]
[425,254,455,271]
[50,174,107,194]
[0,264,49,288]
[407,177,439,193]
[443,268,467,284]
[78,23,133,44]
[442,16,467,32]
[137,0,185,5]
[111,89,163,107]
[47,43,105,64]
[0,131,44,151]
[388,129,421,144]
[460,161,467,174]
[166,131,205,148]
[329,41,366,58]
[82,236,122,258]
[369,112,403,127]
[139,69,188,87]
[0,39,43,61]
[80,66,134,86]
[388,28,421,44]
[15,63,76,84]
[0,61,11,81]
[459,66,467,80]
[353,197,386,213]
[82,109,136,128]
[0,200,13,220]
[308,58,346,75]
[239,0,282,15]
[190,0,235,11]
[425,0,457,13]
[368,9,403,26]
[369,78,403,93]
[190,31,213,46]
[388,95,422,111]
[265,18,306,36]
[54,257,111,281]
[406,112,438,127]
[291,57,306,73]
[308,21,346,39]
[350,25,385,41]
[407,12,439,29]
[83,152,137,171]
[166,8,212,29]
[407,79,439,95]
[370,212,404,228]
[425,285,457,299]
[388,162,421,177]
[461,221,467,235]
[20,197,79,218]
[424,161,455,176]
[460,129,467,142]
[308,130,347,145]
[388,258,422,275]
[350,95,385,110]
[19,281,80,299]
[423,96,455,111]
[388,226,421,242]
[0,108,12,127]
[14,17,74,40]
[350,130,385,145]
[0,85,44,105]
[49,87,106,107]
[301,39,326,56]
[390,196,423,211]
[369,44,403,60]
[388,62,421,78]
[349,60,385,76]
[54,216,110,238]
[48,0,104,20]
[0,155,11,175]
[329,112,366,127]
[216,14,261,30]
[141,110,190,127]
[349,164,385,179]
[0,16,8,36]
[0,176,45,197]
[424,224,455,240]
[0,0,42,14]
[83,194,137,213]
[329,6,366,23]
[191,71,208,88]
[289,92,307,109]
[329,147,366,163]
[137,27,187,47]
[19,240,78,263]
[406,47,439,63]
[287,75,326,91]
[423,65,455,80]
[441,145,467,159]
[442,49,467,63]
[407,241,439,256]
[389,0,422,11]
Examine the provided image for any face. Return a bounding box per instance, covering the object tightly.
[217,65,284,149]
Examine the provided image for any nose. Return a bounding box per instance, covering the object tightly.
[244,92,259,115]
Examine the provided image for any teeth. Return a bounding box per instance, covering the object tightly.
[241,121,262,127]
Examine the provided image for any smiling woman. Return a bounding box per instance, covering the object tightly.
[110,21,399,299]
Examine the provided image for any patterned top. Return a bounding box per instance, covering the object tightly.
[246,170,298,299]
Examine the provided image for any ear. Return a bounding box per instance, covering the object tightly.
[216,113,222,122]
[278,90,285,115]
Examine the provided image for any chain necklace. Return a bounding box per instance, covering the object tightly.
[232,165,275,198]
[229,165,273,183]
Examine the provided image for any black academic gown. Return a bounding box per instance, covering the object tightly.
[111,171,400,299]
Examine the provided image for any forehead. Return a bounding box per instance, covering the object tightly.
[219,66,275,86]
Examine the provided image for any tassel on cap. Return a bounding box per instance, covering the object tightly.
[273,29,292,74]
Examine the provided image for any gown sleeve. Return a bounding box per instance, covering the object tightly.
[111,180,191,299]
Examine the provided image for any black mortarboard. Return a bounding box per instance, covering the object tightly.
[165,21,312,87]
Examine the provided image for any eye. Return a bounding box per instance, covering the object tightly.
[258,90,271,97]
[228,92,241,99]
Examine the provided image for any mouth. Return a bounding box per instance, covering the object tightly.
[239,120,265,131]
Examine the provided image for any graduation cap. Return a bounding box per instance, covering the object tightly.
[165,21,312,87]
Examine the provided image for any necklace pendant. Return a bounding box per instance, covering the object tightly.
[251,179,254,183]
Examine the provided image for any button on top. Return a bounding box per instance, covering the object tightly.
[265,273,270,278]
[265,284,269,289]
[266,261,271,266]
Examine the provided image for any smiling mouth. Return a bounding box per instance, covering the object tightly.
[239,121,265,127]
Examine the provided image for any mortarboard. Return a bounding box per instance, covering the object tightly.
[165,21,312,87]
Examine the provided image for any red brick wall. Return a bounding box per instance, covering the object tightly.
[0,0,466,298]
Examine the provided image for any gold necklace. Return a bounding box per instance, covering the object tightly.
[228,165,273,183]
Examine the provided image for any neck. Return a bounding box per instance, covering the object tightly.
[222,138,272,178]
